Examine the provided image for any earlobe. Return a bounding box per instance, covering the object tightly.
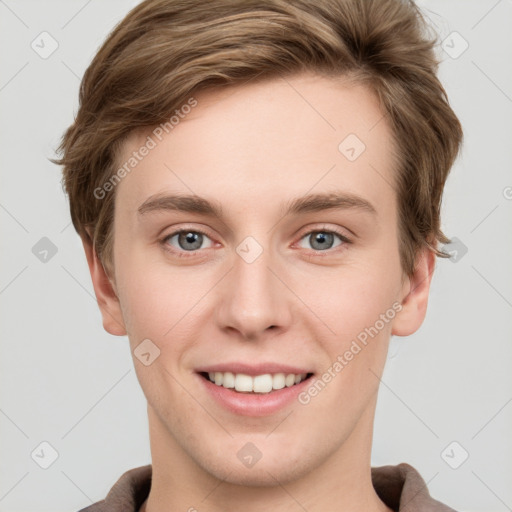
[81,235,127,337]
[391,247,436,337]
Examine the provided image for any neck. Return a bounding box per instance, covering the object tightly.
[142,400,392,512]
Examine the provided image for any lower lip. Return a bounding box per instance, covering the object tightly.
[196,373,313,417]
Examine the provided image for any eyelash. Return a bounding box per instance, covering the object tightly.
[160,225,352,259]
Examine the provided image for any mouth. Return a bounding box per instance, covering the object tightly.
[198,371,314,394]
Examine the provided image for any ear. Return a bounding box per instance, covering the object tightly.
[81,235,127,336]
[391,247,436,337]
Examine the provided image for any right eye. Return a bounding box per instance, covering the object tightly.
[161,229,215,256]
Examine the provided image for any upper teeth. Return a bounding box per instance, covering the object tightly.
[208,372,308,393]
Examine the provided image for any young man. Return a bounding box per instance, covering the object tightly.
[54,0,463,510]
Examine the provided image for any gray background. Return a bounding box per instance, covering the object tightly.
[0,0,511,511]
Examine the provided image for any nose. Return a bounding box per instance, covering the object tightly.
[214,244,292,341]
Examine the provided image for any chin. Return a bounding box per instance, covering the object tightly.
[194,442,318,488]
[212,461,308,488]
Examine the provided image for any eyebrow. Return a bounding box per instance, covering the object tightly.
[137,191,377,218]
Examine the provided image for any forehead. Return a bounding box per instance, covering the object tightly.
[114,72,397,222]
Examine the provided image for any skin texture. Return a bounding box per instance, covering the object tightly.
[83,72,435,512]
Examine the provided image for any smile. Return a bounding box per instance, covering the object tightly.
[200,371,312,393]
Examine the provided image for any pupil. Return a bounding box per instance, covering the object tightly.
[179,232,202,250]
[311,232,333,250]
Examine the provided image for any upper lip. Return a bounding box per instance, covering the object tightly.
[195,362,312,376]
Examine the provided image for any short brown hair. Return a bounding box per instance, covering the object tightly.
[53,0,463,278]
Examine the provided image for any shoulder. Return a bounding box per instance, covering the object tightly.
[77,465,152,512]
[372,462,457,511]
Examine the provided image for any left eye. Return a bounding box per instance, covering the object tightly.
[297,230,347,251]
[164,230,214,251]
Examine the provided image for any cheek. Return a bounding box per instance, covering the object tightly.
[115,247,215,351]
[304,261,400,340]
[295,270,397,422]
[299,261,400,404]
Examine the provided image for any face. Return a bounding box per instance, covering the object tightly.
[87,72,433,487]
